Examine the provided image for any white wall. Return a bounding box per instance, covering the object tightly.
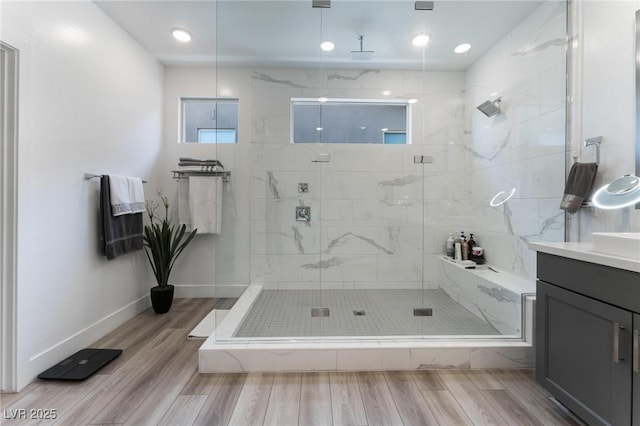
[162,67,253,298]
[1,1,164,390]
[568,0,640,238]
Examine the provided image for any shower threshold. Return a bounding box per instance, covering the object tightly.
[199,285,535,373]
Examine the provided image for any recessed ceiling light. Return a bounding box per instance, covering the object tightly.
[320,41,335,51]
[360,126,367,130]
[454,43,471,54]
[171,28,192,42]
[381,128,389,132]
[412,34,430,48]
[318,97,328,103]
[316,127,324,131]
[408,98,418,104]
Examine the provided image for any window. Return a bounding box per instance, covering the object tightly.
[383,131,407,144]
[181,98,238,143]
[198,129,237,144]
[291,98,411,144]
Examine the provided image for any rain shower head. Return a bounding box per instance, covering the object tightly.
[476,98,502,117]
[351,35,374,61]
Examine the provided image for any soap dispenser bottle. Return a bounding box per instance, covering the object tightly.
[446,233,455,257]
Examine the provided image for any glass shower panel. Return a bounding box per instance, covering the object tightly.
[317,141,426,338]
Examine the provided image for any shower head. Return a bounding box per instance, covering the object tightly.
[351,35,374,61]
[476,98,502,117]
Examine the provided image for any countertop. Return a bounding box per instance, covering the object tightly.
[528,242,640,274]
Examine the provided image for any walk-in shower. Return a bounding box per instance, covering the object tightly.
[180,0,567,371]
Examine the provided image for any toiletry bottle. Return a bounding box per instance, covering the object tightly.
[462,237,469,260]
[468,234,476,260]
[446,233,454,257]
[453,232,463,260]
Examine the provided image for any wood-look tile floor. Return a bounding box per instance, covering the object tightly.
[0,298,583,425]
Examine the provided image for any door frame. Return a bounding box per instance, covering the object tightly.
[1,41,19,393]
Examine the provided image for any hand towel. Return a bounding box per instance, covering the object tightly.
[127,177,146,214]
[108,174,146,216]
[108,175,132,216]
[189,176,223,234]
[99,176,143,259]
[560,162,598,213]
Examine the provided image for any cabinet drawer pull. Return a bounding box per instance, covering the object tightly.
[614,322,623,364]
[634,330,639,373]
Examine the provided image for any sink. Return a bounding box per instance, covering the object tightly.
[592,232,640,259]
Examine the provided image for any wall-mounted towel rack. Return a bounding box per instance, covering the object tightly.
[84,173,147,183]
[570,136,603,210]
[583,136,602,165]
[171,170,231,183]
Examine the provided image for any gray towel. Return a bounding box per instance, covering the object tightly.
[560,162,598,213]
[99,175,143,260]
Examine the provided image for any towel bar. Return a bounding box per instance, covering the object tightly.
[171,170,231,183]
[84,173,147,183]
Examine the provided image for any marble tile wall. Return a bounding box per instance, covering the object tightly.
[247,0,565,288]
[461,0,567,277]
[165,1,567,294]
[250,68,465,289]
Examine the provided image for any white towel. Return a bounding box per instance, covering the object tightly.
[188,176,223,234]
[178,179,192,231]
[128,177,146,214]
[108,175,146,216]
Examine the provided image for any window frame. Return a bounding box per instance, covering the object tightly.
[180,97,239,144]
[290,97,413,145]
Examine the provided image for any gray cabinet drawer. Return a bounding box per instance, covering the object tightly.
[537,253,640,313]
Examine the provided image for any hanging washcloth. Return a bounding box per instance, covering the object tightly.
[109,175,131,216]
[108,174,145,216]
[560,162,598,213]
[188,176,223,234]
[127,177,146,214]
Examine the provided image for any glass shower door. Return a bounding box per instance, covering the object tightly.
[316,141,427,339]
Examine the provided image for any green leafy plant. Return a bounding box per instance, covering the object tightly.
[143,193,197,287]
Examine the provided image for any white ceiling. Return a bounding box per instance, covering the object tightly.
[95,0,543,70]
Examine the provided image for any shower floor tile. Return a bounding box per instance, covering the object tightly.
[234,289,501,338]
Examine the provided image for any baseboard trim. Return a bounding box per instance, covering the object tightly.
[24,295,150,390]
[174,284,247,299]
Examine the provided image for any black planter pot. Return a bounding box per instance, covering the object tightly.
[150,285,174,314]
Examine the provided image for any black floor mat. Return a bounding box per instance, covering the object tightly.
[37,348,122,381]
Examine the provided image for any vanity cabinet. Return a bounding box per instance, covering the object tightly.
[536,253,640,426]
